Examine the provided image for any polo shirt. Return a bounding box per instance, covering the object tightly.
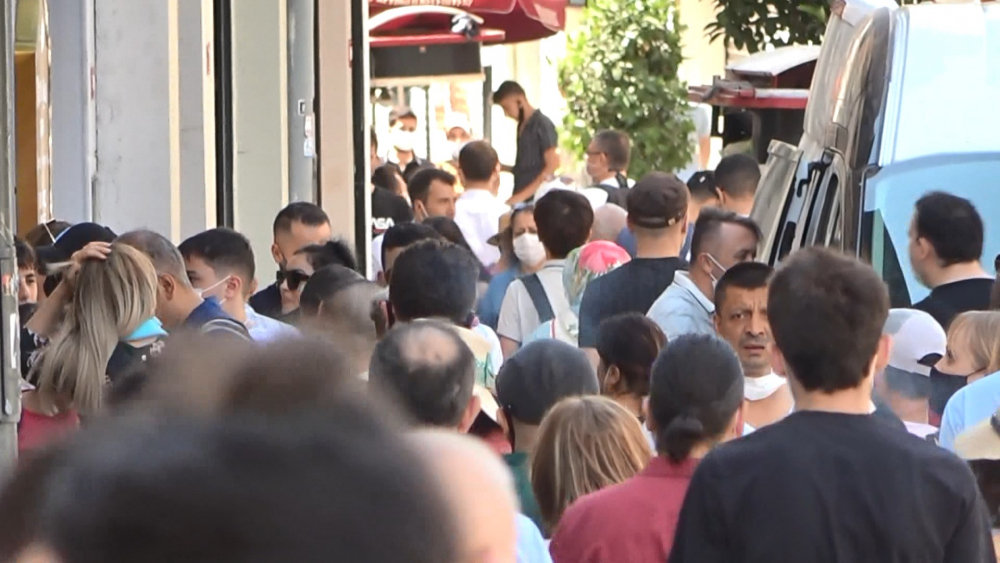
[647,271,715,340]
[940,371,1000,451]
[513,111,558,195]
[455,188,509,268]
[505,451,546,534]
[244,304,299,343]
[497,260,569,346]
[550,456,697,563]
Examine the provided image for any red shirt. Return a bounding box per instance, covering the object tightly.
[549,456,698,563]
[18,408,80,454]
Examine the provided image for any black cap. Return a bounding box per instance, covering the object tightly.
[496,340,598,425]
[627,172,689,229]
[35,222,117,267]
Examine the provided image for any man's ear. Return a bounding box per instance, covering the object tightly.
[271,242,283,266]
[770,342,787,377]
[249,278,259,295]
[605,365,623,394]
[458,395,481,434]
[226,276,242,299]
[871,334,893,380]
[714,312,723,334]
[159,274,176,301]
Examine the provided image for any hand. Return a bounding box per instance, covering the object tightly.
[66,241,112,285]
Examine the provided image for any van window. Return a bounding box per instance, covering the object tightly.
[751,141,801,264]
[862,154,1000,306]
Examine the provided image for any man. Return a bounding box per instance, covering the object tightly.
[585,130,634,207]
[712,153,760,217]
[550,335,745,563]
[712,262,792,430]
[454,140,509,268]
[681,171,718,257]
[591,204,628,244]
[909,191,992,329]
[649,207,760,340]
[379,222,442,286]
[408,168,459,222]
[493,81,560,205]
[370,321,481,431]
[179,228,297,343]
[876,309,946,439]
[669,248,995,563]
[15,238,38,305]
[389,240,500,388]
[119,230,249,339]
[579,173,689,363]
[498,190,593,358]
[250,202,332,319]
[414,431,550,563]
[674,103,713,182]
[371,130,414,239]
[386,106,427,179]
[496,339,600,532]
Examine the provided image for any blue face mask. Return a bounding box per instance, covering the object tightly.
[126,317,169,341]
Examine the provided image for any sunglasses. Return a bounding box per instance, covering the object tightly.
[277,269,311,292]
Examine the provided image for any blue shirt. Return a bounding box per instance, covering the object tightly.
[245,304,299,343]
[184,298,250,339]
[516,514,552,563]
[940,371,1000,451]
[477,267,519,330]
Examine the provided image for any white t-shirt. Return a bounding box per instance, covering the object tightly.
[370,234,385,280]
[674,103,713,182]
[455,188,509,268]
[497,260,570,345]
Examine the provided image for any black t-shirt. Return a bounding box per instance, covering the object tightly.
[249,284,283,320]
[669,411,995,563]
[577,257,686,348]
[371,186,413,238]
[513,111,558,194]
[913,278,994,329]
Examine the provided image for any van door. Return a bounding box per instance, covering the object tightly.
[803,151,846,250]
[751,140,803,265]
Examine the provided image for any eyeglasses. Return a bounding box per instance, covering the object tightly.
[277,269,311,292]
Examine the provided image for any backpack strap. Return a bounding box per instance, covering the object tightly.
[522,274,555,324]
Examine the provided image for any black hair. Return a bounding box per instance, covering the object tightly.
[689,206,762,258]
[25,220,71,248]
[596,313,666,398]
[381,222,442,269]
[372,163,403,192]
[299,265,365,316]
[404,161,436,185]
[295,240,358,272]
[885,368,932,400]
[687,171,718,203]
[407,168,456,205]
[391,106,417,125]
[369,320,476,428]
[272,202,330,235]
[650,334,744,462]
[769,247,890,392]
[534,190,594,259]
[178,228,255,286]
[389,240,478,325]
[714,154,760,200]
[0,409,458,563]
[592,130,631,172]
[422,216,487,275]
[493,80,526,103]
[458,140,499,183]
[714,262,774,312]
[15,237,36,271]
[914,191,984,266]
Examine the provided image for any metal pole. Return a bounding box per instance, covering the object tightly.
[287,0,316,203]
[350,0,370,273]
[0,0,21,475]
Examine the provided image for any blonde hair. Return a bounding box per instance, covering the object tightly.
[531,396,652,531]
[948,311,1000,375]
[31,244,158,415]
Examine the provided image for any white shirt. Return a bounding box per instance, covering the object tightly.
[244,304,299,343]
[371,234,385,280]
[674,103,713,181]
[497,260,570,344]
[455,188,509,268]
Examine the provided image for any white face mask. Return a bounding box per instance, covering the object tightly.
[744,372,786,402]
[196,275,232,305]
[513,233,546,266]
[392,129,416,152]
[705,253,727,289]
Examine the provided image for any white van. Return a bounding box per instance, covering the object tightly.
[753,0,1000,307]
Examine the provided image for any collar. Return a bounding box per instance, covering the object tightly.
[672,271,715,313]
[542,259,565,269]
[460,186,496,199]
[641,456,699,479]
[598,176,635,188]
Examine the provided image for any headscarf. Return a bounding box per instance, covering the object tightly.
[550,241,631,343]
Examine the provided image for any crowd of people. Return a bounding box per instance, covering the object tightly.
[3,79,1000,562]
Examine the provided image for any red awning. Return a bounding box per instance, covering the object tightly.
[369,0,566,43]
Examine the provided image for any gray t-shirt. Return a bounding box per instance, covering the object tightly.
[513,110,559,194]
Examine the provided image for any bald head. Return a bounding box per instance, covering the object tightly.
[413,430,519,563]
[592,204,628,243]
[369,321,477,429]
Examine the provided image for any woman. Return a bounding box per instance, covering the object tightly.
[531,396,651,534]
[596,313,667,428]
[280,240,358,315]
[524,241,630,346]
[477,205,543,330]
[935,311,1000,447]
[22,244,160,453]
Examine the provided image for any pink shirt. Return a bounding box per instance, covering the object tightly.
[549,456,698,563]
[18,407,80,454]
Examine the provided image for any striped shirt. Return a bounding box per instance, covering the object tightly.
[513,110,558,195]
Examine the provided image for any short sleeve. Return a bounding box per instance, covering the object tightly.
[497,280,525,343]
[577,283,602,348]
[668,456,730,563]
[939,392,966,452]
[538,115,559,152]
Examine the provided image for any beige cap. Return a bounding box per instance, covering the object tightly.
[486,211,513,247]
[955,409,1000,461]
[474,385,501,423]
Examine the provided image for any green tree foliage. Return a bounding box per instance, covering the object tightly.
[558,0,693,179]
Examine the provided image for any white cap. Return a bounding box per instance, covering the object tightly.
[444,113,472,135]
[883,308,947,377]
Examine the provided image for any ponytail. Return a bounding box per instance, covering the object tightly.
[659,413,707,463]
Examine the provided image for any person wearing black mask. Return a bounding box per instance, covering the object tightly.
[493,81,560,206]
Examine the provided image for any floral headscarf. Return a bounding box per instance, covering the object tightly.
[563,241,632,313]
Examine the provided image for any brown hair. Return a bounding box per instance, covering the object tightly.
[531,396,651,531]
[948,311,1000,375]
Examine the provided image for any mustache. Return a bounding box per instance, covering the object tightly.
[739,335,771,348]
